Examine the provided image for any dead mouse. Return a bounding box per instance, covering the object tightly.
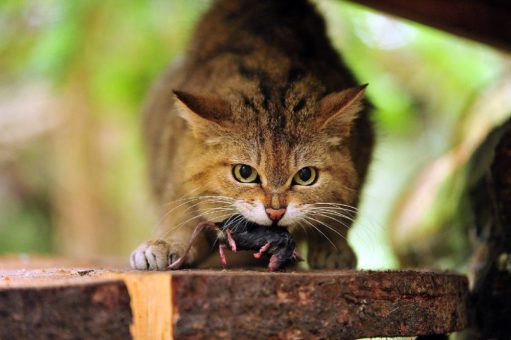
[168,218,302,271]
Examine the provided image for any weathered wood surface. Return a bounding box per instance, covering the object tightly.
[0,257,469,339]
[346,0,511,52]
[0,279,132,340]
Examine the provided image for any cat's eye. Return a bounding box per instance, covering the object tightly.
[292,167,318,186]
[233,164,259,183]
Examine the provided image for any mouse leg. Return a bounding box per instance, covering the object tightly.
[253,242,271,259]
[218,244,228,265]
[268,254,279,272]
[225,229,237,252]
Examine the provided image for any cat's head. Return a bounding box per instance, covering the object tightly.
[174,84,366,229]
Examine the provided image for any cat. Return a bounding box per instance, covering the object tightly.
[130,0,374,270]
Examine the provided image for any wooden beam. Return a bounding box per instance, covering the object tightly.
[0,259,469,339]
[345,0,511,52]
[0,279,132,339]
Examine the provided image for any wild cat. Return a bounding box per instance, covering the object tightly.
[131,0,374,270]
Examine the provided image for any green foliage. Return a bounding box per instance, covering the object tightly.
[319,1,506,269]
[0,0,507,269]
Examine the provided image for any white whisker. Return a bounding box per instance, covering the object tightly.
[307,208,356,225]
[300,216,338,250]
[165,207,236,234]
[308,211,352,230]
[159,186,205,209]
[157,197,233,229]
[226,215,246,233]
[161,211,235,239]
[304,215,346,242]
[309,202,359,212]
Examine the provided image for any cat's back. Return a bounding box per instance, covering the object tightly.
[148,0,355,102]
[184,0,356,91]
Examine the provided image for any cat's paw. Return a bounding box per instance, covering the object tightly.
[130,239,184,270]
[307,244,356,269]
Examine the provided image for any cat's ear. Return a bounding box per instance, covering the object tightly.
[173,90,231,143]
[317,84,367,143]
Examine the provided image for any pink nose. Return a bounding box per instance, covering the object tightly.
[266,208,286,221]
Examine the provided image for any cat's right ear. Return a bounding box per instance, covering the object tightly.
[173,90,232,143]
[317,84,367,143]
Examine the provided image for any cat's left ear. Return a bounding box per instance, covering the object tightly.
[317,84,367,142]
[173,90,232,144]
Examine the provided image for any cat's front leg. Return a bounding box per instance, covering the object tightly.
[306,225,357,270]
[130,223,210,270]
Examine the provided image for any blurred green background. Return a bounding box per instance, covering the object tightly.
[1,0,509,270]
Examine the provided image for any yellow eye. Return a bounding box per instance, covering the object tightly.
[233,164,259,183]
[293,167,317,186]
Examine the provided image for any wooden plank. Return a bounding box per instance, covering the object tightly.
[169,270,468,339]
[0,278,132,340]
[346,0,511,52]
[119,273,173,340]
[0,258,469,339]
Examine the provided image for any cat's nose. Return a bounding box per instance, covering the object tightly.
[265,208,286,221]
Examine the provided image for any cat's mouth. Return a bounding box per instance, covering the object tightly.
[218,214,286,232]
[218,214,256,229]
[218,214,271,230]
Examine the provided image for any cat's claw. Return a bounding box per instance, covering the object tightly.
[130,239,182,270]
